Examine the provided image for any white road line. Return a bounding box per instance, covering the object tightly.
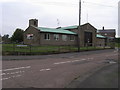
[54,59,87,65]
[0,66,31,72]
[54,61,71,65]
[1,71,25,76]
[88,58,93,60]
[1,75,22,81]
[81,59,86,60]
[1,77,11,81]
[12,75,22,78]
[72,60,79,62]
[40,68,51,72]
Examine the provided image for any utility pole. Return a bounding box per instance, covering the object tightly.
[77,0,81,52]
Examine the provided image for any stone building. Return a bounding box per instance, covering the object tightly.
[24,19,104,47]
[97,27,116,38]
[24,19,77,46]
[97,27,116,45]
[60,23,97,47]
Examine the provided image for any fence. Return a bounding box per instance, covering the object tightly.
[2,43,114,55]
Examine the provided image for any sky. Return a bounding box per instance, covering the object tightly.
[0,0,120,37]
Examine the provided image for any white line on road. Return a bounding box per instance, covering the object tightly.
[1,77,11,81]
[0,66,31,72]
[1,71,25,76]
[54,61,72,65]
[1,75,22,81]
[88,58,93,60]
[40,68,51,72]
[54,59,87,65]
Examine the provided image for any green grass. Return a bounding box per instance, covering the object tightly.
[2,44,110,55]
[115,43,120,48]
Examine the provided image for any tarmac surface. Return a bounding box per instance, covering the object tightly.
[67,63,118,88]
[1,49,119,88]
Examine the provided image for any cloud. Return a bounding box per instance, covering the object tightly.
[1,0,119,37]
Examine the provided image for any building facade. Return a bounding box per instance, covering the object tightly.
[97,27,116,38]
[24,19,106,47]
[60,23,97,47]
[24,19,77,46]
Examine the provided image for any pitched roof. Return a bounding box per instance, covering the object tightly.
[96,34,106,38]
[35,27,77,35]
[60,23,97,30]
[60,25,78,30]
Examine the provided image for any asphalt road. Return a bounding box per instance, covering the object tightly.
[1,49,118,88]
[67,63,118,88]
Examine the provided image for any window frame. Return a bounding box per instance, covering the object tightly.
[62,35,67,41]
[44,33,50,40]
[26,34,33,40]
[70,35,75,41]
[54,34,59,41]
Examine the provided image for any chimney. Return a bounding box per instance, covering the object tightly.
[29,19,38,27]
[102,26,104,30]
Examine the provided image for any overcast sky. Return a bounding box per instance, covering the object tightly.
[0,0,120,37]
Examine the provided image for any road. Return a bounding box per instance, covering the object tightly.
[67,63,118,88]
[1,49,118,88]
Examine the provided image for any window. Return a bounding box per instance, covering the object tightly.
[54,34,59,40]
[70,35,75,41]
[44,33,50,40]
[62,35,67,41]
[27,34,33,39]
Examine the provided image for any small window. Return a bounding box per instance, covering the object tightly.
[44,33,50,40]
[27,34,33,39]
[54,34,59,40]
[62,35,67,41]
[70,35,75,41]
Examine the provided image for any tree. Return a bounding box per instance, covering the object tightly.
[2,34,10,43]
[2,34,9,39]
[11,28,24,43]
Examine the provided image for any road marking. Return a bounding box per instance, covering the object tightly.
[72,60,79,62]
[40,68,51,72]
[1,77,11,81]
[1,71,25,76]
[0,66,31,72]
[12,75,22,78]
[54,59,87,65]
[88,58,93,60]
[81,59,86,60]
[54,61,71,65]
[1,75,22,81]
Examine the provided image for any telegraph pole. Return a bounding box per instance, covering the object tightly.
[77,0,81,52]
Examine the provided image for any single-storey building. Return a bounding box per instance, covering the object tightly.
[24,19,78,46]
[24,19,106,47]
[60,23,97,47]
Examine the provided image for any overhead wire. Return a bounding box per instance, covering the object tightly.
[37,1,117,8]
